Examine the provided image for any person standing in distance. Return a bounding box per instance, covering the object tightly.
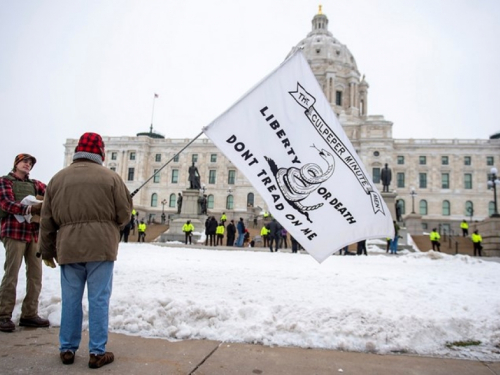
[182,220,194,245]
[137,219,147,242]
[39,132,132,369]
[471,229,483,257]
[236,218,246,247]
[0,154,49,332]
[226,219,236,246]
[429,228,441,252]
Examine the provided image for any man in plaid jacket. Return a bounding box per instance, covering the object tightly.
[0,153,49,332]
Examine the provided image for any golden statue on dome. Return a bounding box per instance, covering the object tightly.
[318,5,323,15]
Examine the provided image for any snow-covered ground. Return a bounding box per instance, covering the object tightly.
[3,240,500,361]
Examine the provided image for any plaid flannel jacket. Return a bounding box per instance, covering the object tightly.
[0,172,46,242]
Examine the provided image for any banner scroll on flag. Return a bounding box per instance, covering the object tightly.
[203,51,394,263]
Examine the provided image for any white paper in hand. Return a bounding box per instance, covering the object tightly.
[14,195,43,223]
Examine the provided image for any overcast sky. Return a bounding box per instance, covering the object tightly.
[1,0,499,183]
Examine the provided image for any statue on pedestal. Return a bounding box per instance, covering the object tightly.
[381,163,392,193]
[188,162,201,190]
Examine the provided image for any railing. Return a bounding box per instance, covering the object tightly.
[441,229,460,254]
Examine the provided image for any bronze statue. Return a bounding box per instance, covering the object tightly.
[395,199,402,221]
[199,194,207,215]
[381,163,392,193]
[188,162,201,189]
[177,193,183,214]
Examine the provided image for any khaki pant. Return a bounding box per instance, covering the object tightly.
[0,238,42,319]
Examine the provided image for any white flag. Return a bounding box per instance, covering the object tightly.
[203,51,394,263]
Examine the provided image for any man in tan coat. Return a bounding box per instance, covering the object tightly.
[40,132,132,369]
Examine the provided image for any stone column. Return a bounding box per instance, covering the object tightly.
[405,213,423,236]
[476,217,500,257]
[381,192,397,221]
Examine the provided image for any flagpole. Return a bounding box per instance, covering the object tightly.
[150,93,158,132]
[130,131,204,198]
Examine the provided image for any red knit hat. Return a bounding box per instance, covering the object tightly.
[75,132,105,161]
[13,154,37,170]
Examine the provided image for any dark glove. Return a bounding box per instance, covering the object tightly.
[43,258,57,268]
[42,253,58,268]
[31,203,42,215]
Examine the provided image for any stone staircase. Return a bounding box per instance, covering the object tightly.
[142,221,476,256]
[411,234,474,256]
[126,224,169,243]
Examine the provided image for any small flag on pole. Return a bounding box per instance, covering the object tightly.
[203,51,394,263]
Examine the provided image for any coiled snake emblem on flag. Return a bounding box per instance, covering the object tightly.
[265,145,335,223]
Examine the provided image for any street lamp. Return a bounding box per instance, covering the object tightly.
[200,184,206,195]
[487,167,500,218]
[467,206,474,222]
[410,187,417,214]
[161,199,167,223]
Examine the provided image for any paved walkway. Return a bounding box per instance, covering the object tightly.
[1,327,499,374]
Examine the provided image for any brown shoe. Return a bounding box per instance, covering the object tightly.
[0,318,15,332]
[60,351,75,365]
[88,352,114,369]
[19,316,50,328]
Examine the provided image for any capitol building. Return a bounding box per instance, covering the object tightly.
[64,8,500,234]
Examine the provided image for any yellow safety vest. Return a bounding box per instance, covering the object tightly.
[471,233,482,243]
[430,231,440,241]
[182,223,194,232]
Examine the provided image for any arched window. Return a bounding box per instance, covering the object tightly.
[489,201,495,217]
[442,200,450,216]
[247,192,254,207]
[151,193,158,207]
[400,200,406,215]
[465,201,473,218]
[207,194,215,210]
[226,195,234,210]
[419,200,428,215]
[169,193,176,208]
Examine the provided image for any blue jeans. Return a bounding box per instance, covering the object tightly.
[390,236,399,254]
[59,261,114,355]
[236,233,245,247]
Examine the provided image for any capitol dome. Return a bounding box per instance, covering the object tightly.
[287,6,369,120]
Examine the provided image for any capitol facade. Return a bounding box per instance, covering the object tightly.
[64,8,500,234]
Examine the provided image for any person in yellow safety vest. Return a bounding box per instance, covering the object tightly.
[182,220,194,245]
[220,212,227,226]
[471,229,483,257]
[263,212,269,219]
[261,225,270,247]
[137,220,147,242]
[216,222,225,246]
[429,228,441,252]
[131,209,136,217]
[460,220,469,237]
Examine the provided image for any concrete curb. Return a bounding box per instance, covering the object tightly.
[1,327,499,374]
